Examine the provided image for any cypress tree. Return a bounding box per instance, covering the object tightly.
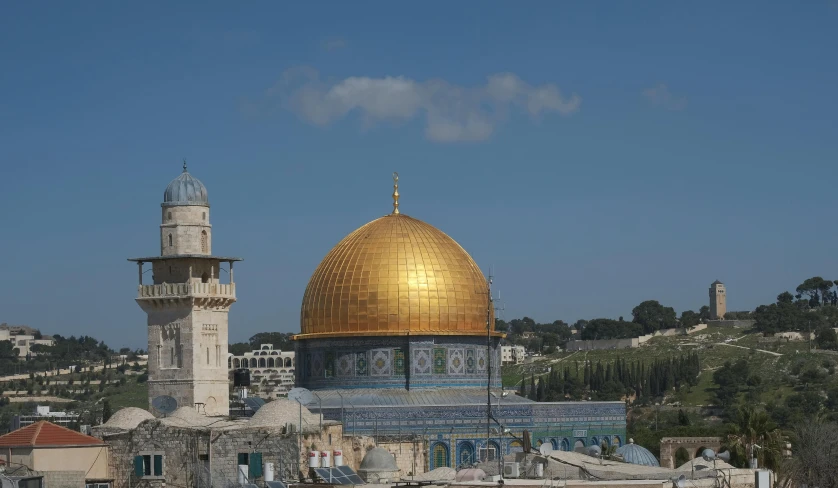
[529,375,537,401]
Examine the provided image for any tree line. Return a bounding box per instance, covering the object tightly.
[518,352,701,402]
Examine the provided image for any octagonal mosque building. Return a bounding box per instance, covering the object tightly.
[295,175,626,470]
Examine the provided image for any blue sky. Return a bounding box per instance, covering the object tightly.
[1,2,837,349]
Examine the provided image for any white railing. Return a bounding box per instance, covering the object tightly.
[137,282,236,299]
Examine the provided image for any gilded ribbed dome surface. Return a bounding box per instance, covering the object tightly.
[298,213,497,339]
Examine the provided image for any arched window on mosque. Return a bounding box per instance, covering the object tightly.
[201,230,208,253]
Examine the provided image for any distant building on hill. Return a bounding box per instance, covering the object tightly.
[501,345,526,364]
[11,405,80,432]
[709,280,726,320]
[0,325,55,357]
[227,344,295,398]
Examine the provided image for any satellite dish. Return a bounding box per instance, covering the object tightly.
[151,395,178,415]
[288,387,313,405]
[717,451,731,462]
[539,443,554,456]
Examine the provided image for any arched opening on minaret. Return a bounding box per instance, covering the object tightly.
[168,234,173,247]
[201,231,208,253]
[201,272,209,283]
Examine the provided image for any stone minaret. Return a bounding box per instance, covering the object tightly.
[130,162,241,417]
[709,280,726,320]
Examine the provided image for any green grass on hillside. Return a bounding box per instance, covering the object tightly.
[107,379,148,410]
[502,326,838,409]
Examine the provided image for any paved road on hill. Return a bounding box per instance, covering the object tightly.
[0,360,148,382]
[715,342,782,357]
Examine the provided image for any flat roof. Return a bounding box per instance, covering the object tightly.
[128,255,242,262]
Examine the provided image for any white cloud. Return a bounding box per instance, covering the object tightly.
[643,83,687,111]
[321,38,347,51]
[266,68,581,142]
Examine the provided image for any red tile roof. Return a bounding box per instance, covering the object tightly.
[0,421,106,448]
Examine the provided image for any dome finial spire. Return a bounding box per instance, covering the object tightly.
[392,172,400,215]
[182,158,188,173]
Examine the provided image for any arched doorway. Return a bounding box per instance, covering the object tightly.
[675,447,690,468]
[249,358,257,368]
[574,440,586,452]
[487,441,500,461]
[431,443,449,469]
[561,438,571,451]
[613,436,622,447]
[695,446,708,458]
[458,442,475,467]
[550,439,559,450]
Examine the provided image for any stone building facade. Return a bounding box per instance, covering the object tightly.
[129,164,241,417]
[228,344,295,398]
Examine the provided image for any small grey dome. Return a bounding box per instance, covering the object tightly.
[163,163,208,206]
[615,442,660,467]
[359,447,398,472]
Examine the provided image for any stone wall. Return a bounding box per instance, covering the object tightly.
[40,470,86,488]
[568,324,708,351]
[101,421,299,488]
[566,338,638,351]
[708,319,755,328]
[659,436,721,469]
[160,205,211,256]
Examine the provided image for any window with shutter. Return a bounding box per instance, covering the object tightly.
[249,452,263,478]
[153,454,163,476]
[134,456,145,478]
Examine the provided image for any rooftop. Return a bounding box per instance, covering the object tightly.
[127,254,242,262]
[0,421,106,448]
[304,388,534,408]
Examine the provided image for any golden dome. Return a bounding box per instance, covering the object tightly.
[297,213,499,339]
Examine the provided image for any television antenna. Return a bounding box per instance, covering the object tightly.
[539,443,554,457]
[151,395,178,416]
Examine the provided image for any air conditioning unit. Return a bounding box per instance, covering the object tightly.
[503,462,520,478]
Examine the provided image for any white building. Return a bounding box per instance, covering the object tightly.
[228,344,295,398]
[11,405,79,431]
[501,345,526,365]
[0,327,55,357]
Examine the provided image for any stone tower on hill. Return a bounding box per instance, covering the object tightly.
[129,162,241,417]
[709,280,726,320]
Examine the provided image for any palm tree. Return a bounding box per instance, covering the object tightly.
[724,406,783,471]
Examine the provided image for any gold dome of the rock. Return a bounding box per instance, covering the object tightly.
[297,213,498,339]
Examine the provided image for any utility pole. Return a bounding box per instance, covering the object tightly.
[486,272,493,465]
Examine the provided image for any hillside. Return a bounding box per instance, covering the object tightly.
[503,325,827,408]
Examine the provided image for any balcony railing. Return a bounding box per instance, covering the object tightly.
[137,282,236,299]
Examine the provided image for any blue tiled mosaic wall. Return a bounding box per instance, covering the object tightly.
[296,335,503,389]
[313,401,627,470]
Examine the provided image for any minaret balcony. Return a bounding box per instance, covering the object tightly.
[137,282,236,300]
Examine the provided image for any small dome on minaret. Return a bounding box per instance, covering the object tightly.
[163,160,208,206]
